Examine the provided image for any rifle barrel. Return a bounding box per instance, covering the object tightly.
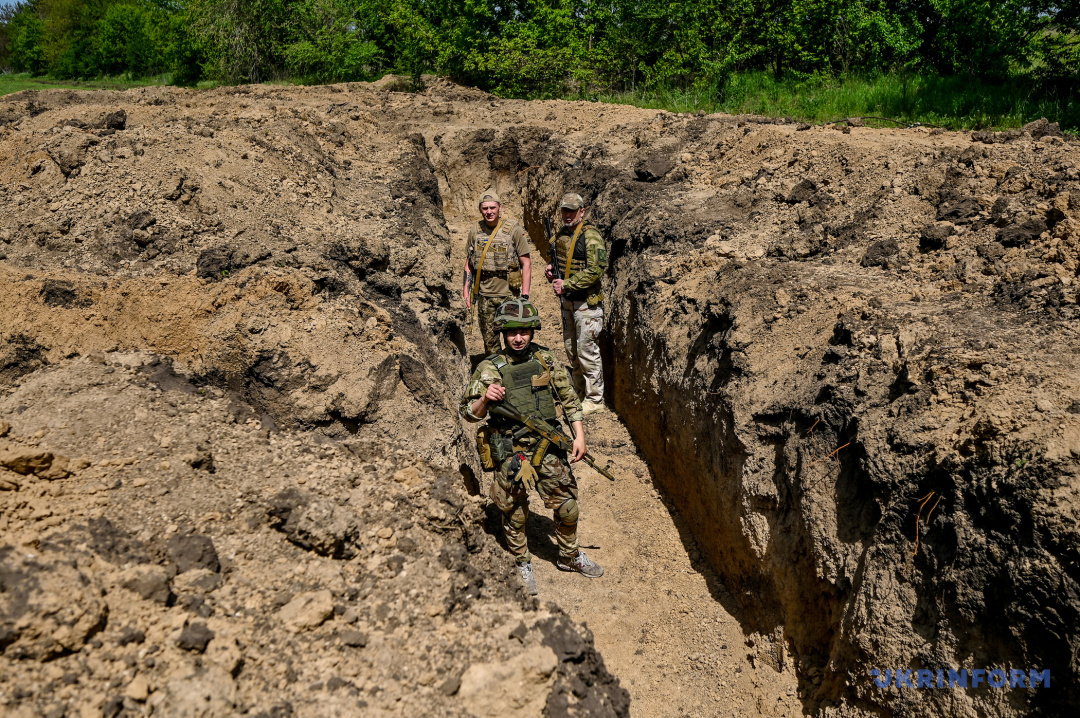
[489,404,615,481]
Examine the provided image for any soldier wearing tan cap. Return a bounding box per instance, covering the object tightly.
[463,190,536,355]
[544,193,608,414]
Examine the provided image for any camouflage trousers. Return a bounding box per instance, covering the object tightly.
[476,294,511,356]
[561,300,605,403]
[489,445,580,564]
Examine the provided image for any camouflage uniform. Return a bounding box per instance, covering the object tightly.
[466,219,535,355]
[552,223,607,403]
[459,343,585,565]
[476,295,507,358]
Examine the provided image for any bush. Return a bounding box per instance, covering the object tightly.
[6,5,47,74]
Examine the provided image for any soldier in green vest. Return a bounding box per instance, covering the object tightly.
[545,193,608,415]
[459,298,604,595]
[462,190,535,356]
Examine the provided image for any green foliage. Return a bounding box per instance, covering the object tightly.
[0,71,165,96]
[96,3,158,76]
[282,0,383,82]
[599,70,1080,131]
[185,0,294,83]
[5,3,48,74]
[465,1,590,97]
[0,0,1077,130]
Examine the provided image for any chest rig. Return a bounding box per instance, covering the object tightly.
[555,224,592,277]
[490,351,557,424]
[472,220,519,273]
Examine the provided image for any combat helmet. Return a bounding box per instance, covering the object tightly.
[494,298,541,331]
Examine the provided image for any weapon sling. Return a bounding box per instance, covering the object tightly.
[563,222,586,280]
[468,219,503,325]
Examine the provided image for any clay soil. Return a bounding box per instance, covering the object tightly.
[3,76,1079,718]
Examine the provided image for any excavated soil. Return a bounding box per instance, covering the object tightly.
[2,78,1079,718]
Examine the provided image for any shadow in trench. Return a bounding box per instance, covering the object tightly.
[608,408,772,639]
[481,497,565,569]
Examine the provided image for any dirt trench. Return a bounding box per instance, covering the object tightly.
[413,100,1080,718]
[2,79,1079,718]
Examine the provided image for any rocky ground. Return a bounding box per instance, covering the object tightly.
[2,77,1078,718]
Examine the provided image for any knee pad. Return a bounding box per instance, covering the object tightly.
[556,498,578,525]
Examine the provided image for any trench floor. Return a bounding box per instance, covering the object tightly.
[519,410,802,717]
[460,299,802,717]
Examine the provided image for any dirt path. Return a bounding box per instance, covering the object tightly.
[525,411,802,718]
[457,255,802,716]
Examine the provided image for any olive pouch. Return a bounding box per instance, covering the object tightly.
[476,425,496,471]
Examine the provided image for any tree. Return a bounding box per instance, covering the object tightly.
[3,1,48,74]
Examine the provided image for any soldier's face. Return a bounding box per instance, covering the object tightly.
[480,202,501,224]
[561,207,583,226]
[505,328,532,351]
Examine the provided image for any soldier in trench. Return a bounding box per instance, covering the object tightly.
[462,190,535,356]
[459,298,604,595]
[545,193,608,415]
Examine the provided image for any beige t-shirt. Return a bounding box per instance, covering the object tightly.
[465,219,535,297]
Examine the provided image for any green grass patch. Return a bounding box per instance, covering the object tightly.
[0,73,169,97]
[595,72,1080,132]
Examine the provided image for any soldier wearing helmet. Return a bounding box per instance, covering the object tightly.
[463,190,536,356]
[459,298,604,595]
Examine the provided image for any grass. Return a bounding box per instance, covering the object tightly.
[594,71,1080,132]
[0,72,170,97]
[5,68,1075,133]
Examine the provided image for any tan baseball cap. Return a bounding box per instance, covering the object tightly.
[478,190,501,206]
[559,193,584,210]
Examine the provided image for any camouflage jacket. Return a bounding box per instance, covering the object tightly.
[459,343,584,425]
[553,224,607,306]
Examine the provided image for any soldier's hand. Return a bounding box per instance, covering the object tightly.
[483,383,506,403]
[571,432,586,463]
[544,264,553,281]
[552,279,564,295]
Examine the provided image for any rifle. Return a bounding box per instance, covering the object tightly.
[489,403,615,481]
[463,265,475,328]
[544,216,558,281]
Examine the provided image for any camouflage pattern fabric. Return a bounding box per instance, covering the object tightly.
[489,447,579,564]
[553,224,607,307]
[476,294,509,356]
[465,219,534,297]
[459,343,584,425]
[561,301,605,403]
[459,342,587,563]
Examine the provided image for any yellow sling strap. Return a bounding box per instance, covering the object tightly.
[564,222,586,280]
[470,218,504,306]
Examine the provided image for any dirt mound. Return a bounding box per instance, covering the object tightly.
[0,84,628,717]
[0,354,626,717]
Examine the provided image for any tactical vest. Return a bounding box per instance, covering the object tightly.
[555,224,604,305]
[489,351,557,424]
[472,220,519,273]
[555,224,592,277]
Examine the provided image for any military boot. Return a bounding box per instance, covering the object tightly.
[518,561,538,595]
[557,551,604,578]
[582,400,606,415]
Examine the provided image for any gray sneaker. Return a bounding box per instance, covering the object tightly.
[557,551,604,578]
[518,561,538,595]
